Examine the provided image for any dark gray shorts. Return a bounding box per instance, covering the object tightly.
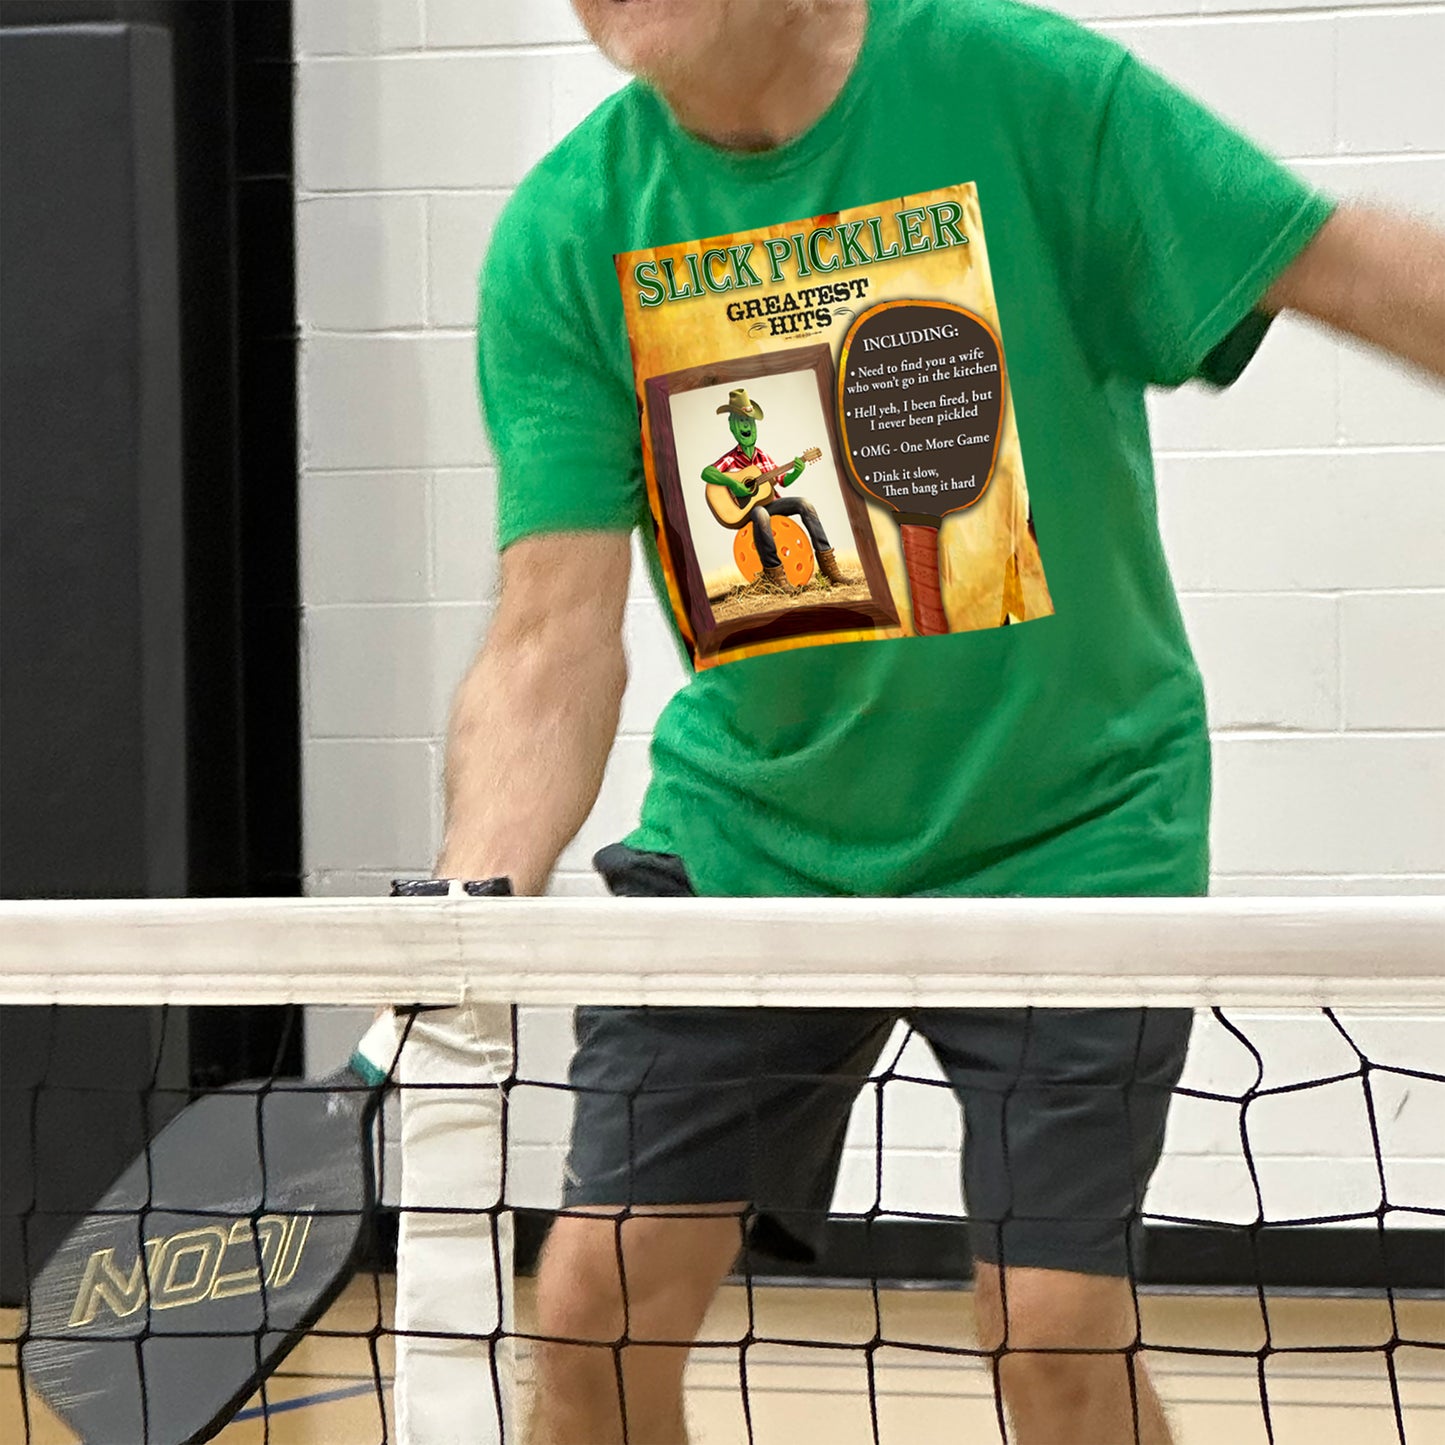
[563,845,1193,1278]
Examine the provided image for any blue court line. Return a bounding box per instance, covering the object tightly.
[233,1379,392,1421]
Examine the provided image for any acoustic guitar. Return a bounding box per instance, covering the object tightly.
[705,447,822,528]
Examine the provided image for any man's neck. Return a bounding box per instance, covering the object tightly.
[656,0,867,153]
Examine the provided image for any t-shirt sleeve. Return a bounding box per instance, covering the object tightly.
[477,187,645,550]
[1079,53,1337,388]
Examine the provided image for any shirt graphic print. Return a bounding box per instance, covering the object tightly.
[616,182,1053,670]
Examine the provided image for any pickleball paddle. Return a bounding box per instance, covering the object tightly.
[837,300,1007,636]
[21,877,510,1445]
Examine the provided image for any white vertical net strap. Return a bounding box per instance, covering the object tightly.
[392,1002,514,1445]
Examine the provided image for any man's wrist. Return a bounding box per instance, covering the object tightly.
[394,877,514,897]
[436,847,543,894]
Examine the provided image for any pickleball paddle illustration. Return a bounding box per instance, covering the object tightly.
[837,300,1007,635]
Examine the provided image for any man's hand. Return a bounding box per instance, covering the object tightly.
[435,531,630,894]
[1264,204,1445,380]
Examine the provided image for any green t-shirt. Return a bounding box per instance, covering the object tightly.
[477,0,1334,900]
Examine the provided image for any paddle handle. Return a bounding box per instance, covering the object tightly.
[900,522,949,636]
[351,1012,401,1085]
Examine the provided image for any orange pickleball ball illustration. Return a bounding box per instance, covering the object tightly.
[732,515,816,588]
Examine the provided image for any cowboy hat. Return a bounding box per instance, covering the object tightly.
[717,387,764,420]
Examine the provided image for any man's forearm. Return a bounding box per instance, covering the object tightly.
[437,616,626,894]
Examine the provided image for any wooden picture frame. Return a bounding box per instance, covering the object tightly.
[645,344,899,666]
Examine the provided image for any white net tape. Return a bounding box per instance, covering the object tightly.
[2,895,1443,1008]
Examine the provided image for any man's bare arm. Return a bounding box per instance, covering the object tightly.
[1264,204,1445,380]
[436,531,630,893]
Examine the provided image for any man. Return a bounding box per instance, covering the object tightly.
[701,387,843,590]
[438,2,1445,1442]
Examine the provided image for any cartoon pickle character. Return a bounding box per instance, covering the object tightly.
[700,387,845,591]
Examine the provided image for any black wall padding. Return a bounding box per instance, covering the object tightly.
[0,23,186,897]
[0,22,189,1304]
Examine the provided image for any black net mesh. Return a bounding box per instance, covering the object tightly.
[3,994,1442,1443]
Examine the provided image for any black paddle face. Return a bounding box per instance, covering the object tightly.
[23,1067,378,1445]
[837,300,1006,524]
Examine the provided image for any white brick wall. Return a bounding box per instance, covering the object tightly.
[294,1,1444,1232]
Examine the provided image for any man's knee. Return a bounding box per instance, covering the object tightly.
[975,1264,1146,1427]
[974,1266,1171,1443]
[534,1216,625,1347]
[534,1207,743,1347]
[527,1210,740,1443]
[973,1263,1137,1354]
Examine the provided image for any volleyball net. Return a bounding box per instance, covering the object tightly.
[1,894,1442,1443]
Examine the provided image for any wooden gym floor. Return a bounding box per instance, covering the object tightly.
[5,1277,1442,1442]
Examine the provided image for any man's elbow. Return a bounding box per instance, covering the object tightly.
[484,599,626,686]
[453,527,632,704]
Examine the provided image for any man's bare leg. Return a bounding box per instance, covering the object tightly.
[973,1263,1174,1445]
[526,1204,745,1445]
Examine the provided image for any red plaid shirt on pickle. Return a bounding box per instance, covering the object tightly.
[713,443,777,474]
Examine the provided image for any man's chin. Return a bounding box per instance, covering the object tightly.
[583,0,722,83]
